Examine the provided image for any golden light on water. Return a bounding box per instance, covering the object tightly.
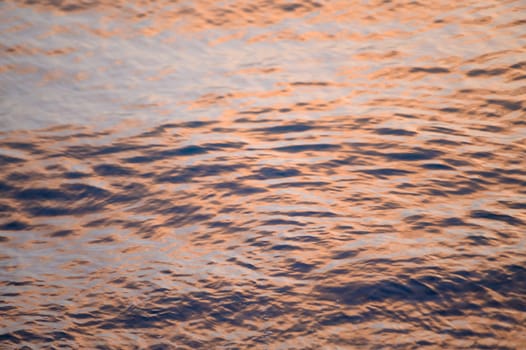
[1,0,525,348]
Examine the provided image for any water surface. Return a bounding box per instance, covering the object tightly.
[1,0,525,349]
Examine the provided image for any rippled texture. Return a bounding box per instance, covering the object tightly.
[1,0,526,349]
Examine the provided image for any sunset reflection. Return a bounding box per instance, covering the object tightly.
[1,0,525,348]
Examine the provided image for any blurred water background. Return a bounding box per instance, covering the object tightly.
[1,0,525,348]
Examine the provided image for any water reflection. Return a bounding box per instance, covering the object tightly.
[1,0,526,348]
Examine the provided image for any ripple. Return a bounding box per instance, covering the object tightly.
[1,0,526,348]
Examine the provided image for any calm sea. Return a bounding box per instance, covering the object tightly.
[1,0,525,348]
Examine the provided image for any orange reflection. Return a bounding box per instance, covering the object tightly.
[1,0,526,348]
